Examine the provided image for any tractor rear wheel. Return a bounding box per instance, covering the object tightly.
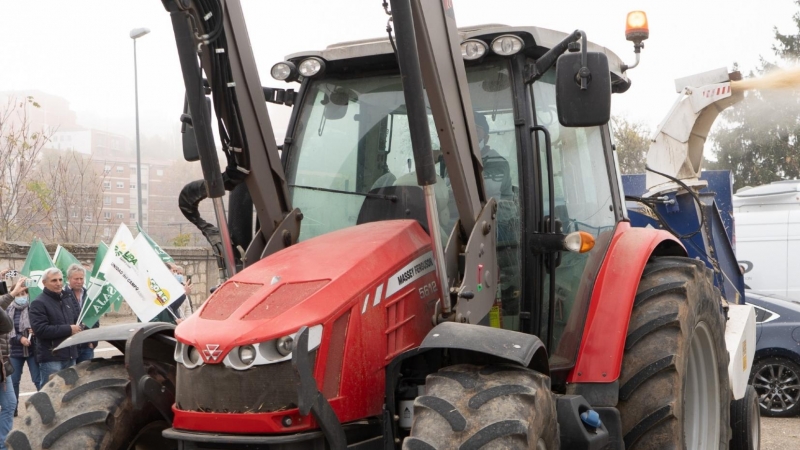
[402,364,558,450]
[7,356,176,450]
[617,257,731,450]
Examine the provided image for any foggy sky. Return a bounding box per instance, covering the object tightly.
[2,0,797,147]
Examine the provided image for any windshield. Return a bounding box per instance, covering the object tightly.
[286,60,519,242]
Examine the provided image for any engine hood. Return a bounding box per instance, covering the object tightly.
[175,220,432,359]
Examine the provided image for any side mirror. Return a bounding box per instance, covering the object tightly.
[555,52,611,127]
[180,94,212,162]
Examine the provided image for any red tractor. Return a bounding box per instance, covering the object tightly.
[9,1,759,450]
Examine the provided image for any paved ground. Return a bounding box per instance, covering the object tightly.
[761,416,800,449]
[8,315,800,447]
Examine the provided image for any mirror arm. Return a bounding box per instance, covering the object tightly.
[577,31,589,90]
[262,87,296,106]
[524,29,586,84]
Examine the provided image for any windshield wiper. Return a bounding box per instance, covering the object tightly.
[290,185,397,202]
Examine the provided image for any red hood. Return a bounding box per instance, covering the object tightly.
[175,220,431,359]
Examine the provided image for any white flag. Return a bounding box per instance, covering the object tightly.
[79,224,135,324]
[104,233,185,323]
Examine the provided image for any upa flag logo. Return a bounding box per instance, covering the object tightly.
[148,278,171,306]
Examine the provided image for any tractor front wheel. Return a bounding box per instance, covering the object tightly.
[7,356,176,450]
[403,364,558,450]
[617,257,731,450]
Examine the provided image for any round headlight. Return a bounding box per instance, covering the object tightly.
[491,35,523,56]
[276,335,294,356]
[298,58,324,77]
[461,39,487,60]
[238,345,256,365]
[271,61,296,81]
[187,346,201,365]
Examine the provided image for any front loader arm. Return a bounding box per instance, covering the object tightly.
[162,0,298,275]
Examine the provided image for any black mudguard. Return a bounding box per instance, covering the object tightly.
[419,322,549,375]
[56,322,177,422]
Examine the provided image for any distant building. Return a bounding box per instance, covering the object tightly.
[5,90,217,248]
[0,90,79,132]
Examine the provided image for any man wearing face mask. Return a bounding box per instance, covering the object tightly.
[5,278,41,417]
[0,274,25,446]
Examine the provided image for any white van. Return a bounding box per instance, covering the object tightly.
[734,180,800,299]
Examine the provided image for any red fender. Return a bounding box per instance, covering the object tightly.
[567,222,683,383]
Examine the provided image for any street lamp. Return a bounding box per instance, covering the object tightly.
[130,27,150,231]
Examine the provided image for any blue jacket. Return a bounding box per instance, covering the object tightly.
[30,288,80,363]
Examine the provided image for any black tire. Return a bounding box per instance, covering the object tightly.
[749,357,800,417]
[7,356,176,450]
[617,257,731,450]
[730,385,760,450]
[402,364,558,450]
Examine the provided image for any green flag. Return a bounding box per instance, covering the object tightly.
[78,225,133,327]
[91,242,107,278]
[137,222,174,264]
[21,239,56,300]
[53,245,81,281]
[80,242,108,322]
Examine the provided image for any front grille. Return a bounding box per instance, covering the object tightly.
[176,352,315,414]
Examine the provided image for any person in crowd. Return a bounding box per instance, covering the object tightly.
[5,276,41,417]
[63,264,98,363]
[29,267,81,384]
[169,264,194,322]
[0,275,25,449]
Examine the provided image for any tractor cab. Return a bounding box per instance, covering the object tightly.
[275,25,629,378]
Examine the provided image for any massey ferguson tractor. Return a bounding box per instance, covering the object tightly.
[9,1,760,449]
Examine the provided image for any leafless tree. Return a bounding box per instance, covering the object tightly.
[0,96,54,241]
[38,149,108,243]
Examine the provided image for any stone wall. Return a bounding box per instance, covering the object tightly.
[0,241,218,317]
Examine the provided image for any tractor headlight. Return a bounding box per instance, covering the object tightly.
[271,61,297,81]
[188,346,201,364]
[461,39,487,60]
[220,325,324,370]
[238,345,257,365]
[491,35,523,56]
[276,335,295,356]
[175,342,204,369]
[298,57,325,77]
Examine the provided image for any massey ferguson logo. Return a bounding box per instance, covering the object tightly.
[203,344,222,361]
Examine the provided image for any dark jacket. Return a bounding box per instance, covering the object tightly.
[64,286,98,348]
[0,294,14,363]
[30,288,80,363]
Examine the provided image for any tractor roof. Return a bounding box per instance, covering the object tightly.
[286,24,630,84]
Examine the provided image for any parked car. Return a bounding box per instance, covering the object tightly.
[744,290,800,417]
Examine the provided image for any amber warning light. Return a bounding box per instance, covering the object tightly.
[625,11,649,42]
